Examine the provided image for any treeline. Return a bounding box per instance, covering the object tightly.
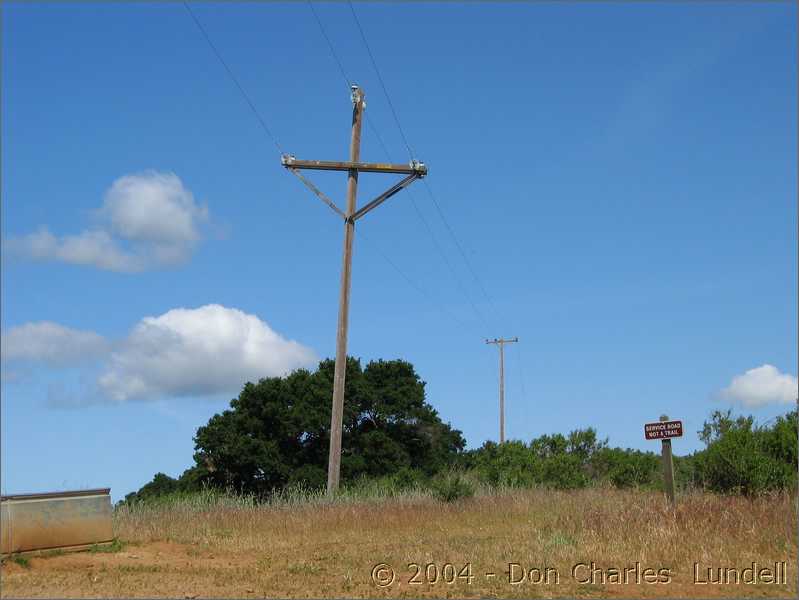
[454,409,797,495]
[122,358,797,504]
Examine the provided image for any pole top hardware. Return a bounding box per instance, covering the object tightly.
[350,85,365,107]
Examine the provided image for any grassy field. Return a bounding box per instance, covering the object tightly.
[1,485,795,598]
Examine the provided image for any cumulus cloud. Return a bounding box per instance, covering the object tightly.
[3,305,317,405]
[718,364,798,408]
[98,305,317,402]
[1,321,109,366]
[4,171,209,272]
[6,228,145,272]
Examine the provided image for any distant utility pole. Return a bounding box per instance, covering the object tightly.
[485,337,519,444]
[281,85,427,495]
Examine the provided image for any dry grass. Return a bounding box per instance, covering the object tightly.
[2,486,795,598]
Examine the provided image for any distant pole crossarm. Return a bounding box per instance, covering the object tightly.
[485,337,519,444]
[282,156,428,176]
[280,85,425,495]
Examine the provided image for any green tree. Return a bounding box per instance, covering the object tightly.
[189,357,465,495]
[122,472,178,504]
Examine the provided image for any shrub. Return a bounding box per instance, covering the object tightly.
[431,471,475,502]
[286,464,327,491]
[538,454,589,489]
[471,441,537,488]
[591,447,660,489]
[695,410,797,495]
[390,467,425,490]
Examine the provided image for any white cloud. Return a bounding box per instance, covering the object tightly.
[6,227,145,272]
[97,304,317,402]
[3,306,317,405]
[1,321,109,366]
[4,171,209,272]
[718,364,798,408]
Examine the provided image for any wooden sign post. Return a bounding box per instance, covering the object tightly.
[644,415,682,505]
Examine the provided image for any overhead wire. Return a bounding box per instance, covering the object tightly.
[361,115,492,335]
[358,229,476,333]
[307,0,351,89]
[347,1,415,160]
[335,3,492,335]
[343,3,532,422]
[343,2,502,331]
[422,179,500,315]
[306,0,491,338]
[182,1,498,344]
[183,1,284,156]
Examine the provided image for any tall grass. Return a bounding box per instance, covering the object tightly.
[9,484,794,598]
[113,478,436,546]
[114,477,795,559]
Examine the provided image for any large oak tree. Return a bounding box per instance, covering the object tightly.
[189,357,465,494]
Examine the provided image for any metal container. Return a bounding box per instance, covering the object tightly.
[1,488,113,555]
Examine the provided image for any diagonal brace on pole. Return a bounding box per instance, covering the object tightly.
[286,167,346,218]
[350,173,419,222]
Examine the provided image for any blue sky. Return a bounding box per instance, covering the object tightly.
[2,1,796,501]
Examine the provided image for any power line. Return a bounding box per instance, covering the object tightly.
[335,7,491,334]
[358,229,478,335]
[362,118,491,334]
[305,1,490,337]
[347,1,415,160]
[183,1,492,341]
[183,1,284,155]
[422,179,499,315]
[307,0,351,89]
[514,338,528,401]
[343,1,502,332]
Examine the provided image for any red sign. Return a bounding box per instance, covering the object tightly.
[645,420,683,440]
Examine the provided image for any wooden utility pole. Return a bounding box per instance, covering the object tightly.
[281,85,427,494]
[660,414,676,504]
[485,337,518,443]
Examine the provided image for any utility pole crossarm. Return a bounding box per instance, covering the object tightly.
[281,156,428,177]
[486,337,519,345]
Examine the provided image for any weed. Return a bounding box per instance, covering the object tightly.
[89,538,125,553]
[117,564,162,574]
[287,562,322,576]
[431,471,476,503]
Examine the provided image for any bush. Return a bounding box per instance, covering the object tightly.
[431,471,475,502]
[695,410,797,495]
[470,441,537,488]
[592,447,660,489]
[538,454,589,489]
[286,464,327,491]
[390,467,425,490]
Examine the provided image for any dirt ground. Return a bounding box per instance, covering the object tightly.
[1,488,795,598]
